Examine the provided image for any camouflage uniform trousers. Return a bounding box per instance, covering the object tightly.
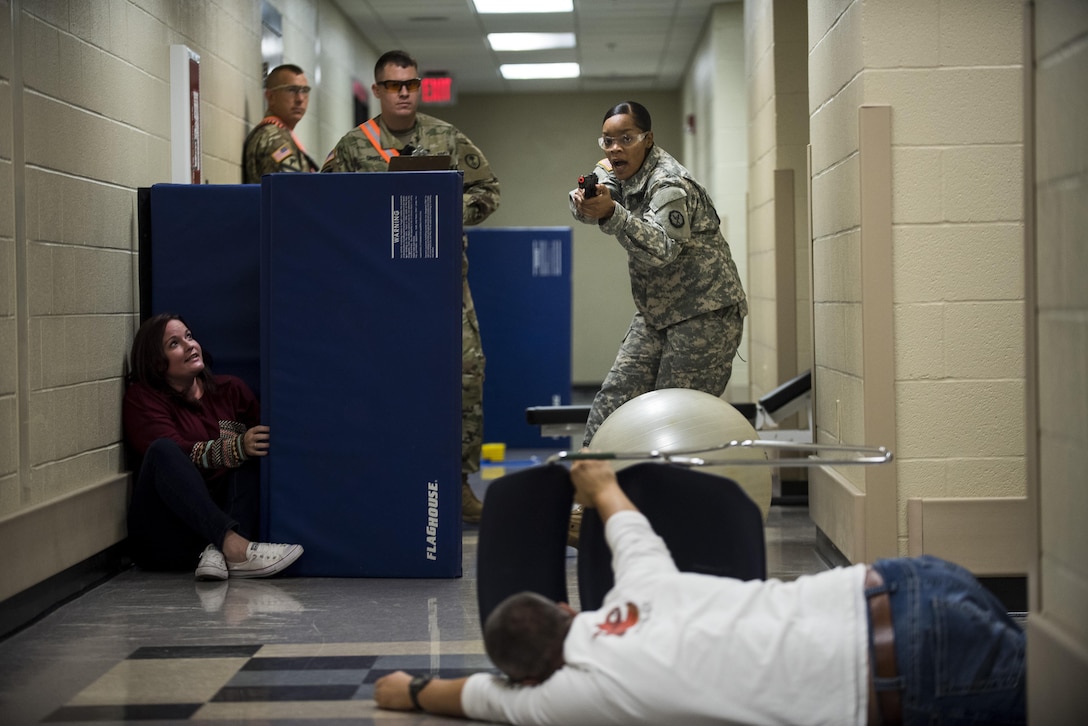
[462,265,486,476]
[582,302,746,447]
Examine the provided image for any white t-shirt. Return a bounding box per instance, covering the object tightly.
[462,510,869,725]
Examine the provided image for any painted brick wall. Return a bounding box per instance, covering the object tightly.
[0,0,371,603]
[1029,0,1088,717]
[808,0,1025,554]
[745,0,810,400]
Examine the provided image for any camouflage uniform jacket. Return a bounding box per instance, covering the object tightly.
[321,113,500,228]
[242,117,318,183]
[572,145,745,330]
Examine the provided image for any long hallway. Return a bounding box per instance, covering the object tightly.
[0,455,829,725]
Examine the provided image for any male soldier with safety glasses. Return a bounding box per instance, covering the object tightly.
[322,50,501,524]
[242,64,319,183]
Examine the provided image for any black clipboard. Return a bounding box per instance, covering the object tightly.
[388,155,451,172]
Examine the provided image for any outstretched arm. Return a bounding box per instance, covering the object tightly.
[569,458,638,522]
[572,459,678,585]
[373,671,468,718]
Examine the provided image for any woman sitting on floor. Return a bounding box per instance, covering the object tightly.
[123,313,303,581]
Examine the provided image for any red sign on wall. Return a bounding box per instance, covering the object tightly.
[189,56,201,184]
[170,45,201,184]
[422,75,454,105]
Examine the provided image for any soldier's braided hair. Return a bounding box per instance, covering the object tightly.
[604,101,653,133]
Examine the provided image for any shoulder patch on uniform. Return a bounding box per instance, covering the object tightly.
[272,144,293,163]
[650,186,686,207]
[464,153,481,170]
[668,210,685,229]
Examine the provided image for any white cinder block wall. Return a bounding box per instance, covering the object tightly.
[0,0,371,605]
[682,2,751,400]
[744,0,811,401]
[745,0,778,397]
[311,3,376,162]
[806,0,1026,559]
[0,2,17,518]
[1028,0,1088,719]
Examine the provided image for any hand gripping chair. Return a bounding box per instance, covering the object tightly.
[475,461,767,625]
[577,462,767,611]
[475,464,574,629]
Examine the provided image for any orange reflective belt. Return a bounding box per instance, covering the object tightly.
[359,119,401,164]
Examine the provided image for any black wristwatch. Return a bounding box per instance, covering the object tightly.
[408,674,434,711]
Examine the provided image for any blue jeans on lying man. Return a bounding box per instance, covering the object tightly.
[870,555,1026,725]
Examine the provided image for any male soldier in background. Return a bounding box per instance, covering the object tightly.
[322,50,501,524]
[242,64,319,183]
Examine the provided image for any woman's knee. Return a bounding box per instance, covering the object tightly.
[145,438,185,460]
[139,439,195,483]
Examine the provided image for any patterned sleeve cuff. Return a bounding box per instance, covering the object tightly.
[234,433,248,463]
[192,436,246,470]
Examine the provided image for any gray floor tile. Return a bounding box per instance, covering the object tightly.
[0,453,825,724]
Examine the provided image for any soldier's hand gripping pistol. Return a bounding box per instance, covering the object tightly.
[579,171,598,198]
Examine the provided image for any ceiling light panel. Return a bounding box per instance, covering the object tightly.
[473,0,573,13]
[499,62,580,79]
[487,32,575,51]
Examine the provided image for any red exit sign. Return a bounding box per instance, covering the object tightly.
[422,75,455,105]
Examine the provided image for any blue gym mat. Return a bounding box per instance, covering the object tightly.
[260,172,464,577]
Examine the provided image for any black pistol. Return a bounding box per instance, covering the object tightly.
[579,171,598,198]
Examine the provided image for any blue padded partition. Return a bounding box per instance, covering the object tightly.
[261,172,463,577]
[466,228,572,448]
[145,184,261,393]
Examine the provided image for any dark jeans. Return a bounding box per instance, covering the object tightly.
[871,555,1026,725]
[127,439,260,571]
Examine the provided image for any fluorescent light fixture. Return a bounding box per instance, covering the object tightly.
[488,32,576,51]
[473,0,573,13]
[500,62,580,80]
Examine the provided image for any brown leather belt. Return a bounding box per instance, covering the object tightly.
[866,566,902,726]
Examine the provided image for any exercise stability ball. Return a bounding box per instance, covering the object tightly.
[588,388,772,519]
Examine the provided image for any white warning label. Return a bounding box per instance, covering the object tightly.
[391,194,439,259]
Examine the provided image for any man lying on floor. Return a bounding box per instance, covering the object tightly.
[374,458,1026,725]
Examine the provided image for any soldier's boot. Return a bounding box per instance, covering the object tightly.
[567,505,583,549]
[462,475,483,524]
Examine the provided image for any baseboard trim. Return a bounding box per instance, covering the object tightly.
[809,465,866,562]
[0,542,131,641]
[0,473,130,640]
[815,526,851,569]
[811,462,1030,577]
[1028,613,1088,723]
[907,496,1029,576]
[0,473,129,603]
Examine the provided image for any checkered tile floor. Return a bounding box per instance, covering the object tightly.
[2,462,829,725]
[43,643,497,723]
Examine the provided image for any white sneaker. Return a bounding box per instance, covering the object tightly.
[226,542,304,579]
[195,544,228,581]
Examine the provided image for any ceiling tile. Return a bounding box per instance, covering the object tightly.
[332,0,732,93]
